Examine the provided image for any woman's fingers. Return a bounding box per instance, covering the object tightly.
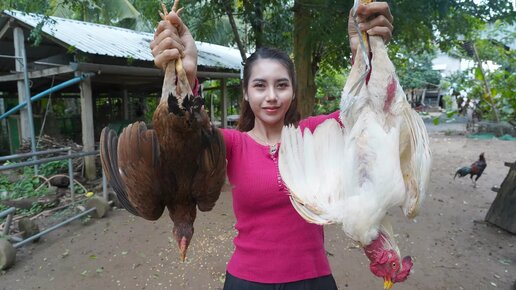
[366,26,393,44]
[151,35,184,57]
[154,48,182,70]
[360,14,393,43]
[151,19,185,69]
[151,22,184,53]
[152,21,181,46]
[165,10,187,35]
[151,0,198,87]
[355,2,393,24]
[351,2,394,44]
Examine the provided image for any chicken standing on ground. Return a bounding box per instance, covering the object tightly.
[454,152,487,188]
[278,1,432,289]
[100,2,226,262]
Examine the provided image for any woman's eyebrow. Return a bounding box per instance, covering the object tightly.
[250,77,290,83]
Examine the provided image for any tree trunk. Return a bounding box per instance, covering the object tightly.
[293,1,316,118]
[251,0,264,48]
[221,0,247,62]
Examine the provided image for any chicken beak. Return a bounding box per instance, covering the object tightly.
[180,249,186,262]
[383,277,394,290]
[179,236,188,262]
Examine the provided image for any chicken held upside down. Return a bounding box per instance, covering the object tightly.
[100,2,226,262]
[278,0,432,289]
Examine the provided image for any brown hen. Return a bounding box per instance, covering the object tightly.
[100,4,226,262]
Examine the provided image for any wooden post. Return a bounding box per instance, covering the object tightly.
[13,27,29,139]
[221,78,228,128]
[123,89,129,120]
[485,160,516,234]
[77,72,96,180]
[0,98,7,134]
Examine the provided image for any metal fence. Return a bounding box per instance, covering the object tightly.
[0,148,108,250]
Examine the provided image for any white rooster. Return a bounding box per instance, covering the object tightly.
[278,1,432,289]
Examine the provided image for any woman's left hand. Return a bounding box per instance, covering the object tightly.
[348,2,394,57]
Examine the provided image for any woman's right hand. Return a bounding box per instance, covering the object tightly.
[348,2,393,59]
[150,3,198,89]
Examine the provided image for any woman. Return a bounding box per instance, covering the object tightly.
[151,2,393,289]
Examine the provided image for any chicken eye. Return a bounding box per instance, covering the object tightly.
[391,262,396,268]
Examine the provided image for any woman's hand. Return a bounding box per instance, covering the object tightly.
[348,2,394,58]
[150,3,198,88]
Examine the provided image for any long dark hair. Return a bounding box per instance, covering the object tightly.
[236,47,300,131]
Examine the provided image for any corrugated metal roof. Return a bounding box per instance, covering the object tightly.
[2,10,243,71]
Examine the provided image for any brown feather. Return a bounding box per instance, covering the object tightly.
[99,1,227,261]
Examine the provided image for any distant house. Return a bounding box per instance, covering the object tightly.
[432,53,474,77]
[427,22,514,111]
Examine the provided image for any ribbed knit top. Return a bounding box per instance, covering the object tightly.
[222,111,340,283]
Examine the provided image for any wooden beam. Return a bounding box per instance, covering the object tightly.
[198,71,240,79]
[0,98,7,138]
[203,84,241,91]
[0,61,239,82]
[72,62,162,77]
[13,26,30,140]
[77,71,96,180]
[123,89,129,120]
[72,62,240,79]
[0,65,74,82]
[0,19,12,41]
[221,78,227,128]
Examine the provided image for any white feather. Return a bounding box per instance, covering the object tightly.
[279,35,432,250]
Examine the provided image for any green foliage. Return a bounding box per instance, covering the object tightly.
[143,97,158,125]
[442,94,455,111]
[0,160,68,214]
[0,0,51,13]
[202,78,242,120]
[28,16,55,46]
[80,214,91,224]
[393,49,442,90]
[176,0,293,52]
[178,1,237,47]
[2,0,513,120]
[39,160,68,176]
[314,66,346,115]
[126,56,134,65]
[445,21,516,122]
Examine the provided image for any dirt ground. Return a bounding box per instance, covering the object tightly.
[1,130,515,290]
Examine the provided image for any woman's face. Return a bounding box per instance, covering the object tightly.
[246,59,294,128]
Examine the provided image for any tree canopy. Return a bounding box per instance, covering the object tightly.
[1,0,514,119]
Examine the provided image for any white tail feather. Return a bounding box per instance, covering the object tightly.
[400,107,432,217]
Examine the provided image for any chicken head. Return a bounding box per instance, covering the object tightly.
[364,231,413,289]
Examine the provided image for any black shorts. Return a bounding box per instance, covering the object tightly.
[223,272,339,290]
